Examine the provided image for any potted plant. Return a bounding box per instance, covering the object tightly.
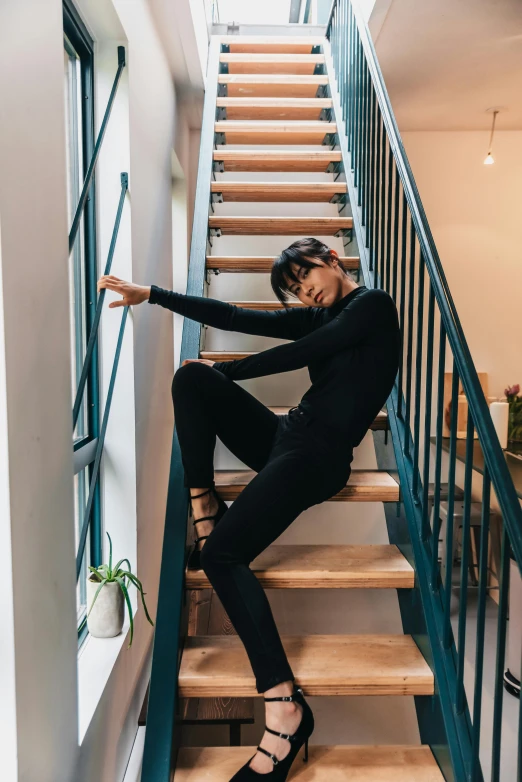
[505,384,522,443]
[87,532,154,646]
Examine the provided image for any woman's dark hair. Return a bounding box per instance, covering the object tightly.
[270,238,351,307]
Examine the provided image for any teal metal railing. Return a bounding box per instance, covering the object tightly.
[326,2,522,780]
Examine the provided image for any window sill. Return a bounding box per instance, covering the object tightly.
[77,619,132,743]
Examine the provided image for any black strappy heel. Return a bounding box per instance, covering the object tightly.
[229,684,314,781]
[187,486,229,570]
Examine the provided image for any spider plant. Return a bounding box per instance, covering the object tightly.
[88,532,154,647]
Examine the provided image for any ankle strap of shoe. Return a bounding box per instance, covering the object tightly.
[192,515,217,526]
[265,726,299,742]
[190,488,212,500]
[255,746,280,766]
[263,686,303,702]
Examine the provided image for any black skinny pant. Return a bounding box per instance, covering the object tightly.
[172,362,354,693]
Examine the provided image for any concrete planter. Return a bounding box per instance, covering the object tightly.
[86,576,125,638]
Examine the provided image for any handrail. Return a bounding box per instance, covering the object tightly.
[327,1,522,568]
[73,173,128,427]
[68,47,126,254]
[326,2,522,780]
[140,37,222,782]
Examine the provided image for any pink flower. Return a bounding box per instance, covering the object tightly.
[504,384,520,397]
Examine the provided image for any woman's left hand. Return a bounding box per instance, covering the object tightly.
[182,358,216,368]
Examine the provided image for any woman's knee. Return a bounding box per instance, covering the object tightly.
[199,531,247,576]
[172,360,213,400]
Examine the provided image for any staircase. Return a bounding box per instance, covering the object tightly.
[141,8,522,782]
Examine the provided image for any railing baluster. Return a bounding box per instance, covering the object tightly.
[373,113,381,284]
[455,410,475,713]
[421,283,435,539]
[367,88,377,263]
[379,125,387,288]
[443,360,459,649]
[471,466,491,780]
[397,190,407,420]
[490,526,510,781]
[385,141,393,293]
[412,255,425,497]
[403,221,416,455]
[392,164,400,302]
[362,64,370,235]
[431,318,446,590]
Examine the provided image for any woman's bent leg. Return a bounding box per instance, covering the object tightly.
[200,447,347,693]
[171,362,279,488]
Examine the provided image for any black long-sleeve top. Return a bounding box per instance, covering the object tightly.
[149,284,401,447]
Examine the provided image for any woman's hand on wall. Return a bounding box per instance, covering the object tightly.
[97,275,151,307]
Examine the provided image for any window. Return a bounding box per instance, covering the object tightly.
[63,1,101,643]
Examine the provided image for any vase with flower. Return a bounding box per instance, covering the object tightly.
[505,384,522,443]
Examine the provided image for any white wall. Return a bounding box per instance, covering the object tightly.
[0,2,79,780]
[402,131,522,400]
[0,0,203,779]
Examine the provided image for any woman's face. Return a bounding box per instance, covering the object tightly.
[283,255,346,308]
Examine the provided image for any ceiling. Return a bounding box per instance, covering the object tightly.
[372,0,522,130]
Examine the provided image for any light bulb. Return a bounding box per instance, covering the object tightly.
[484,153,494,165]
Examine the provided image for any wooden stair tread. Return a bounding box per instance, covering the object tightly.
[178,634,433,697]
[217,97,331,121]
[219,74,328,98]
[186,543,414,590]
[222,36,324,55]
[208,217,352,235]
[211,181,346,202]
[209,468,400,502]
[206,255,359,271]
[214,150,342,172]
[220,53,325,75]
[174,745,444,781]
[217,97,331,120]
[215,120,336,145]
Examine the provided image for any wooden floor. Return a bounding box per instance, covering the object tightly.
[178,634,434,698]
[174,745,445,781]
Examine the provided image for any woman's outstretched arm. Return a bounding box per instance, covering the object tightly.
[213,288,396,380]
[97,276,312,341]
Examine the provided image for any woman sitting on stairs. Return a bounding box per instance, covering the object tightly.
[98,237,400,782]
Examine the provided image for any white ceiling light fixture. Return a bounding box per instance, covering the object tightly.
[484,107,504,165]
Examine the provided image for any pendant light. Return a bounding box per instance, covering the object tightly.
[484,108,501,165]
